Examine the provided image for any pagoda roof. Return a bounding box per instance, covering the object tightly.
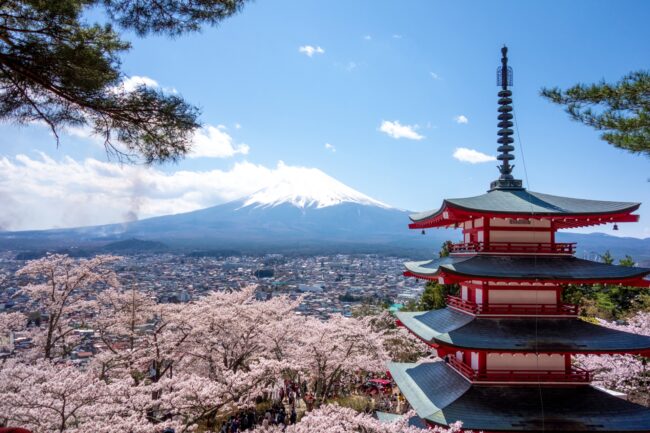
[404,255,650,285]
[409,189,640,229]
[395,308,650,353]
[389,360,650,431]
[375,412,428,428]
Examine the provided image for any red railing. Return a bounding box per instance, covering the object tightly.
[447,356,476,377]
[445,296,578,316]
[450,241,575,255]
[447,356,591,383]
[445,295,480,313]
[479,303,578,316]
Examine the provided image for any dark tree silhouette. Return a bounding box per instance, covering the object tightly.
[0,0,249,163]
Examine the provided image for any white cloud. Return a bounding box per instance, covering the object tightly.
[298,45,325,57]
[116,75,177,94]
[363,35,372,40]
[56,122,249,160]
[235,123,242,129]
[452,147,496,164]
[454,115,469,124]
[119,76,159,92]
[392,34,403,39]
[0,155,314,230]
[324,143,336,152]
[430,72,440,80]
[346,61,357,71]
[189,125,249,159]
[379,120,424,140]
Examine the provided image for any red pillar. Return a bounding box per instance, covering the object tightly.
[565,354,571,372]
[479,351,487,374]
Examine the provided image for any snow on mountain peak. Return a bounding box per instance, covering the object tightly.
[240,162,392,209]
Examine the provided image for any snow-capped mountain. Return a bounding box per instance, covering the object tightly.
[239,165,391,210]
[1,165,648,258]
[0,168,438,254]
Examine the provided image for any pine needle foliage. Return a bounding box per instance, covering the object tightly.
[0,0,248,163]
[541,71,650,156]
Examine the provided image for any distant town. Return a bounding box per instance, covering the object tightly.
[0,251,423,322]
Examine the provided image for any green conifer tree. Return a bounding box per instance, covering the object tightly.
[541,71,650,156]
[0,0,249,163]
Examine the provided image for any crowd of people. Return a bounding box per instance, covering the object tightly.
[214,376,410,432]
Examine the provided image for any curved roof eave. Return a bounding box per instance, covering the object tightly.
[390,361,650,432]
[409,190,641,225]
[404,256,650,283]
[397,308,650,353]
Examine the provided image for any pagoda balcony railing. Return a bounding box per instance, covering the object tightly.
[447,356,591,383]
[446,295,578,316]
[450,241,576,255]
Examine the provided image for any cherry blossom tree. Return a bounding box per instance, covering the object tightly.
[1,255,433,433]
[288,314,389,406]
[91,287,158,381]
[0,359,155,433]
[16,254,120,359]
[180,287,301,374]
[0,311,27,334]
[367,311,430,363]
[153,288,299,430]
[578,312,650,405]
[251,405,465,433]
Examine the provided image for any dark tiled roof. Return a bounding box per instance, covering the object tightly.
[395,308,474,342]
[410,189,639,222]
[397,308,650,352]
[389,361,650,431]
[404,255,650,281]
[387,360,470,420]
[375,412,428,428]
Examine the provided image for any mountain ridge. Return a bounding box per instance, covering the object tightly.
[0,168,648,260]
[238,164,392,210]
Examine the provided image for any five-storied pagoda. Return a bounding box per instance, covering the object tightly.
[389,47,650,432]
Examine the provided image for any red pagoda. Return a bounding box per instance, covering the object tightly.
[389,47,650,432]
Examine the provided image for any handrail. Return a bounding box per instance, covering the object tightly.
[445,296,578,316]
[447,356,475,377]
[450,241,576,254]
[447,356,590,383]
[479,303,579,316]
[445,295,479,313]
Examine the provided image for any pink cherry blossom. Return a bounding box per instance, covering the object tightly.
[16,254,120,359]
[251,405,465,433]
[577,312,650,405]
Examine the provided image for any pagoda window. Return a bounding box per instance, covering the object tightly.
[489,289,557,305]
[486,353,565,371]
[474,217,484,228]
[491,218,551,228]
[489,229,551,243]
[461,285,468,301]
[475,288,483,304]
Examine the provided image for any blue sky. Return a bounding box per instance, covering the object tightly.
[1,0,649,236]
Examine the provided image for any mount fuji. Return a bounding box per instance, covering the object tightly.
[1,166,645,259]
[0,167,442,255]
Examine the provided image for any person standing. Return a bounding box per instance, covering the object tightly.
[289,408,297,425]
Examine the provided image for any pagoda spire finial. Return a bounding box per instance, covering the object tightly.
[490,45,523,191]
